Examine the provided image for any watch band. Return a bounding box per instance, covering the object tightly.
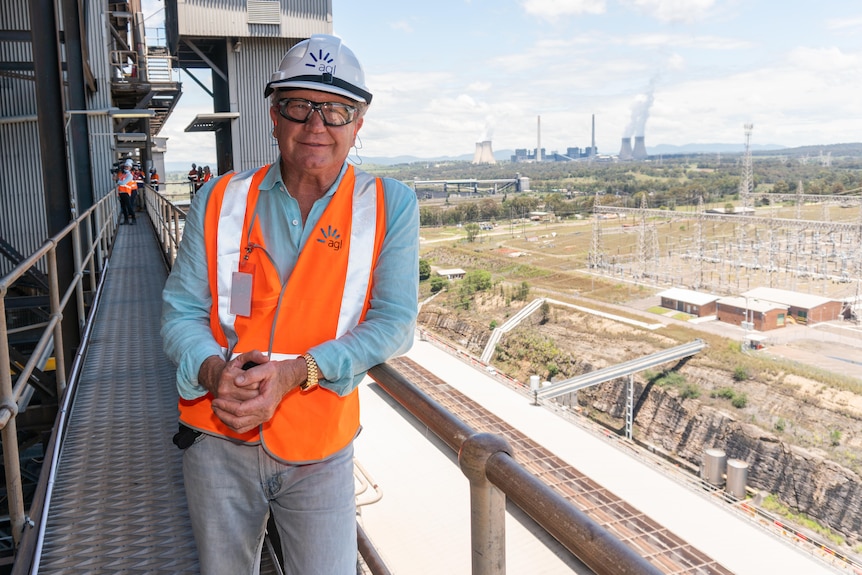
[300,353,319,391]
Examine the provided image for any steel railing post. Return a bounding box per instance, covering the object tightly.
[72,224,86,331]
[0,296,24,547]
[46,248,67,396]
[459,433,511,575]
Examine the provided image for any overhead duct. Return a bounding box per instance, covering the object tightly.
[619,137,633,160]
[633,136,647,160]
[472,140,496,164]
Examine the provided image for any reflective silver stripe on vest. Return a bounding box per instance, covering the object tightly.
[215,168,259,352]
[214,167,379,345]
[337,170,378,337]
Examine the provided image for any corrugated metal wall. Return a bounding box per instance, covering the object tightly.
[0,0,118,275]
[166,0,332,171]
[85,7,120,202]
[0,0,49,274]
[229,36,295,171]
[175,0,331,39]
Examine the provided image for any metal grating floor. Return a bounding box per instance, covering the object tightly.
[36,219,201,573]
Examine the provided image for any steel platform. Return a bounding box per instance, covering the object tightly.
[34,218,200,573]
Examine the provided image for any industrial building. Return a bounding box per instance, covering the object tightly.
[657,288,719,318]
[1,0,332,272]
[741,287,843,325]
[716,296,789,331]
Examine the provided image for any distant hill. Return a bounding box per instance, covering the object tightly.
[648,143,785,155]
[163,142,862,170]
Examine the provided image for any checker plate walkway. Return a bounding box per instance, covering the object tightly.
[33,219,279,574]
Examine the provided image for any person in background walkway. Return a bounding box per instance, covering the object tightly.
[161,34,419,575]
[116,159,136,225]
[200,165,212,187]
[188,162,199,195]
[149,167,159,192]
[132,163,144,211]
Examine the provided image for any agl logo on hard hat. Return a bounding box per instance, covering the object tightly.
[306,49,335,76]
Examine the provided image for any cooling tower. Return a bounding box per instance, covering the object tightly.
[633,136,647,160]
[472,140,496,164]
[619,137,633,161]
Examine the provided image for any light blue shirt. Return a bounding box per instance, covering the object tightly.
[161,161,419,399]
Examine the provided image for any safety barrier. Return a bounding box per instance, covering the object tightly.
[368,362,664,575]
[0,192,118,548]
[143,186,189,269]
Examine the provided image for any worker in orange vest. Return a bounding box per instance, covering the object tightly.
[161,34,419,574]
[116,159,136,225]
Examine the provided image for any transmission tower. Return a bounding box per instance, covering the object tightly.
[589,191,605,269]
[795,180,804,220]
[634,193,659,283]
[739,123,754,209]
[694,195,705,289]
[853,206,862,322]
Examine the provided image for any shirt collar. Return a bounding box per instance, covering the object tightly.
[261,160,349,199]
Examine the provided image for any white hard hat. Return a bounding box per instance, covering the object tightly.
[264,34,372,104]
[124,159,133,167]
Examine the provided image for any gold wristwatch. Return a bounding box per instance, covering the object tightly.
[300,353,319,391]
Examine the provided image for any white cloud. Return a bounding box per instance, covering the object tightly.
[521,0,606,19]
[623,0,717,24]
[825,16,862,30]
[467,81,493,92]
[389,20,413,33]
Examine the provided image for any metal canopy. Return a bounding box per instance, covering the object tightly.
[184,111,240,132]
[537,339,706,400]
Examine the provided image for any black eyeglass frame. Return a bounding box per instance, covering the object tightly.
[275,98,359,127]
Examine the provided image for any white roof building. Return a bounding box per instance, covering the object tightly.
[742,287,833,310]
[658,288,720,307]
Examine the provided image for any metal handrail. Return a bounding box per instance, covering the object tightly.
[0,192,119,548]
[368,362,664,575]
[142,186,188,269]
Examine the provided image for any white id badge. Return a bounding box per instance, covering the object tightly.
[230,271,253,317]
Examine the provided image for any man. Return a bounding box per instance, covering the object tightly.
[132,163,144,212]
[116,158,136,224]
[149,167,159,192]
[161,34,419,575]
[188,162,199,194]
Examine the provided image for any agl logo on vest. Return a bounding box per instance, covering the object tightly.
[316,225,342,251]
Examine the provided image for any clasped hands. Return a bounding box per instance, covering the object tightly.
[199,351,306,434]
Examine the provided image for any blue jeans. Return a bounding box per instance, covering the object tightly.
[183,435,357,575]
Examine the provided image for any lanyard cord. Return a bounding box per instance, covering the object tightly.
[243,206,292,361]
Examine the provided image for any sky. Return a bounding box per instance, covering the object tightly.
[143,0,862,165]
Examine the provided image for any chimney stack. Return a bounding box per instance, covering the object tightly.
[536,115,542,162]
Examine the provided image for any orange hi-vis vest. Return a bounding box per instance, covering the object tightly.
[118,173,133,195]
[178,164,386,463]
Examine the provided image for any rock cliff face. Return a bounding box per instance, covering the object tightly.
[578,379,862,541]
[418,304,862,544]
